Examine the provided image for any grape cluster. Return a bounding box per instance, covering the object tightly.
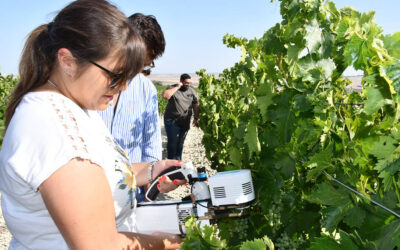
[274,232,305,249]
[227,217,250,240]
[266,203,282,235]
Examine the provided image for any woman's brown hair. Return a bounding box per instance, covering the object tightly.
[5,0,146,130]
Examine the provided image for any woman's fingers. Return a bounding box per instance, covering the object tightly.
[157,175,186,193]
[153,159,184,179]
[172,179,186,185]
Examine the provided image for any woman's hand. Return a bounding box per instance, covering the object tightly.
[153,160,187,193]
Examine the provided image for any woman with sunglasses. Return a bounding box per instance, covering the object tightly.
[0,0,182,249]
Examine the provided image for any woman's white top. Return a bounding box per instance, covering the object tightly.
[0,92,137,250]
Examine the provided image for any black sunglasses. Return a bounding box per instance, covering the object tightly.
[89,60,123,89]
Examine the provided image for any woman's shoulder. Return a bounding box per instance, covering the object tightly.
[9,92,88,137]
[20,91,86,117]
[19,91,75,112]
[12,92,60,123]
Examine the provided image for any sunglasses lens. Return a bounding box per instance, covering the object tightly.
[109,77,120,89]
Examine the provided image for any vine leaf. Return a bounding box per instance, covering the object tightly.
[229,147,242,167]
[244,120,261,155]
[359,216,400,249]
[343,34,364,69]
[275,153,295,179]
[256,95,273,122]
[383,60,400,93]
[308,181,349,206]
[364,86,385,115]
[383,32,400,59]
[322,202,352,232]
[309,236,342,250]
[306,145,333,182]
[369,136,397,159]
[239,239,267,250]
[343,206,366,228]
[305,19,322,52]
[309,231,358,249]
[375,157,400,191]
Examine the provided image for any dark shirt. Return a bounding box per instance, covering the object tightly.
[164,84,198,129]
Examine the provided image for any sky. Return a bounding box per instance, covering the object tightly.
[0,0,400,76]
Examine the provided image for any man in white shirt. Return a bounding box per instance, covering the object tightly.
[99,13,165,202]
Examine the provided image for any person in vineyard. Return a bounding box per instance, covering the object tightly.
[162,73,199,160]
[98,13,165,202]
[0,0,183,249]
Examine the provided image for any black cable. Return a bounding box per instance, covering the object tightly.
[323,171,400,218]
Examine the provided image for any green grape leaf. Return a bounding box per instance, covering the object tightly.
[338,230,359,250]
[309,236,341,250]
[239,238,267,250]
[383,32,400,59]
[369,136,397,159]
[256,95,273,122]
[343,206,366,228]
[343,34,364,67]
[322,202,352,232]
[359,216,400,250]
[363,86,385,115]
[375,157,400,190]
[337,18,350,39]
[244,120,261,155]
[308,181,349,206]
[261,235,275,250]
[305,19,322,52]
[317,58,336,80]
[293,95,312,113]
[384,60,400,93]
[286,45,302,74]
[268,92,295,143]
[275,153,295,179]
[325,1,340,20]
[395,236,400,248]
[306,145,333,182]
[229,146,242,167]
[182,217,227,250]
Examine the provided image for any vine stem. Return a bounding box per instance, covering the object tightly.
[277,54,290,87]
[323,171,400,218]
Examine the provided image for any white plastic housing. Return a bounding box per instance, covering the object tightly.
[192,181,211,200]
[208,169,255,206]
[135,200,209,235]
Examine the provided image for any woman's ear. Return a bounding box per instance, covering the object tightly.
[57,48,77,77]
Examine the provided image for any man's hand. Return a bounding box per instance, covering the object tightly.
[192,119,198,127]
[162,82,182,100]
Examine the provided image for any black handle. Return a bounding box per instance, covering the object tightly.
[145,166,186,201]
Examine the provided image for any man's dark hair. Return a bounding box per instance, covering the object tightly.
[128,13,165,60]
[180,73,191,82]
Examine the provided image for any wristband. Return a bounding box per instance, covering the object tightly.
[147,161,156,184]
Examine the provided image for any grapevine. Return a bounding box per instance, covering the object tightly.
[189,0,400,248]
[0,72,18,146]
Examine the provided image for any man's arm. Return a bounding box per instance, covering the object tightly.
[192,103,199,127]
[162,82,182,100]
